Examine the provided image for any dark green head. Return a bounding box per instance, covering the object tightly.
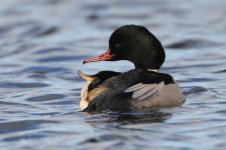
[84,25,165,70]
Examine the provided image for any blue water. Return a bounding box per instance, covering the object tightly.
[0,0,226,149]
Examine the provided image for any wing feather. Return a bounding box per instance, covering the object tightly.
[132,84,157,98]
[124,83,149,92]
[124,81,165,101]
[138,81,165,100]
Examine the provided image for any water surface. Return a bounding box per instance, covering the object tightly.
[0,0,226,149]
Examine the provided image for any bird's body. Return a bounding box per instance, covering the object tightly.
[79,69,185,112]
[78,25,185,112]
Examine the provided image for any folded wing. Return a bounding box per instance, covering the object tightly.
[124,81,165,101]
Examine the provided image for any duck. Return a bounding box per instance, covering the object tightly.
[78,25,185,112]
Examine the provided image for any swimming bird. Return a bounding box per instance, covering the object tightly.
[78,25,185,112]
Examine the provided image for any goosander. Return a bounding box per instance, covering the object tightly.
[78,25,185,112]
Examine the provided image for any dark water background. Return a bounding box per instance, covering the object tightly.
[0,0,226,149]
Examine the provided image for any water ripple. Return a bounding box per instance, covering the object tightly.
[165,39,221,49]
[0,0,226,149]
[2,133,47,142]
[35,56,86,62]
[183,86,208,96]
[0,82,49,88]
[34,47,67,54]
[26,94,65,102]
[0,120,58,134]
[0,101,34,108]
[21,66,69,74]
[214,69,226,73]
[21,26,59,37]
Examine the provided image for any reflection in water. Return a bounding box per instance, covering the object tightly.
[114,111,171,125]
[80,110,172,149]
[85,110,171,127]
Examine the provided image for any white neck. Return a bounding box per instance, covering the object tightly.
[147,69,160,73]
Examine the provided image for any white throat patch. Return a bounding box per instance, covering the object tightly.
[147,69,160,73]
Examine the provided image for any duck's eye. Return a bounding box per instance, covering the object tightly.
[115,43,120,49]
